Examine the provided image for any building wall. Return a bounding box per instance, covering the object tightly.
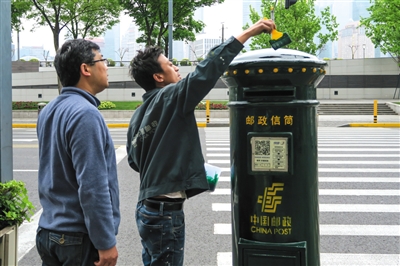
[11,57,399,102]
[318,58,399,99]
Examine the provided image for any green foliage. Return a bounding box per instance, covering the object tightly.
[12,101,228,111]
[63,0,122,39]
[11,0,32,32]
[98,101,117,110]
[26,0,122,53]
[180,58,192,66]
[0,180,35,229]
[197,57,204,62]
[172,58,178,66]
[196,102,228,110]
[29,58,39,62]
[108,59,116,67]
[120,0,223,57]
[360,0,400,64]
[12,101,39,110]
[246,0,338,55]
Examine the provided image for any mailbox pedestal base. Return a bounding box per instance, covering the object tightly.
[238,238,307,266]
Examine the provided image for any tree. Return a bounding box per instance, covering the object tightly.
[115,47,129,66]
[27,0,69,54]
[246,0,338,55]
[11,0,32,32]
[360,0,400,65]
[120,0,223,58]
[26,0,123,93]
[27,0,122,53]
[64,0,122,39]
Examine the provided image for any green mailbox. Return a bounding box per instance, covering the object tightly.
[221,49,327,266]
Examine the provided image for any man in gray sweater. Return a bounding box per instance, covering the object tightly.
[36,39,120,266]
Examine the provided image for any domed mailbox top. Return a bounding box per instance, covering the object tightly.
[222,48,327,95]
[228,48,324,65]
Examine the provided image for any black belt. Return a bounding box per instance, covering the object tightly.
[143,198,184,211]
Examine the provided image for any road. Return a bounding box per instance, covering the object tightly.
[12,126,400,265]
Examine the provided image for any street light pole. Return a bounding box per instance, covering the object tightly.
[17,30,20,60]
[221,22,224,43]
[0,0,13,183]
[168,0,173,60]
[363,44,366,58]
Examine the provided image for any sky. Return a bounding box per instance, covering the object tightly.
[12,0,368,56]
[12,0,243,56]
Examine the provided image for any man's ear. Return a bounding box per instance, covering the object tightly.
[153,73,163,83]
[80,63,91,77]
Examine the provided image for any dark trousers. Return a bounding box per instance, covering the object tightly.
[36,227,99,266]
[136,200,185,266]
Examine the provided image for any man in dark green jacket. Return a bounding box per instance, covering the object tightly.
[126,19,276,266]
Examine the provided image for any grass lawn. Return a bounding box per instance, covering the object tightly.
[111,101,228,110]
[12,101,229,110]
[112,101,142,110]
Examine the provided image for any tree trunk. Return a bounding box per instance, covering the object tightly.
[52,28,62,94]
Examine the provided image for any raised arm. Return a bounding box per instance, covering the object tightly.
[235,18,276,44]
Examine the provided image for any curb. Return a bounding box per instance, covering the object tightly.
[347,123,400,128]
[13,123,400,128]
[12,124,37,128]
[11,122,225,129]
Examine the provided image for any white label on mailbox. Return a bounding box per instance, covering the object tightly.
[250,136,288,172]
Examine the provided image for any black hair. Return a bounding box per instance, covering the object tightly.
[54,39,100,87]
[129,46,164,91]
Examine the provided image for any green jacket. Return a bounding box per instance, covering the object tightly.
[127,37,243,201]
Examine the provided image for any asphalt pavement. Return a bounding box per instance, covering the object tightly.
[8,99,400,263]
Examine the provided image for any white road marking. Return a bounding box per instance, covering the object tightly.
[211,188,400,196]
[213,223,400,236]
[212,203,400,213]
[18,209,42,261]
[217,252,400,266]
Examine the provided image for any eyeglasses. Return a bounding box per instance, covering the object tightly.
[91,59,109,66]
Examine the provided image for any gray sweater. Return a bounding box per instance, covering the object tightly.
[36,87,120,250]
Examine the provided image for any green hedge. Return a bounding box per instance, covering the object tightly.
[12,101,229,110]
[180,58,192,66]
[98,101,116,110]
[12,101,40,110]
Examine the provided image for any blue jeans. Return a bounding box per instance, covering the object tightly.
[36,227,99,266]
[136,201,185,266]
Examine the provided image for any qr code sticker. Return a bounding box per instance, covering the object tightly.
[255,140,270,155]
